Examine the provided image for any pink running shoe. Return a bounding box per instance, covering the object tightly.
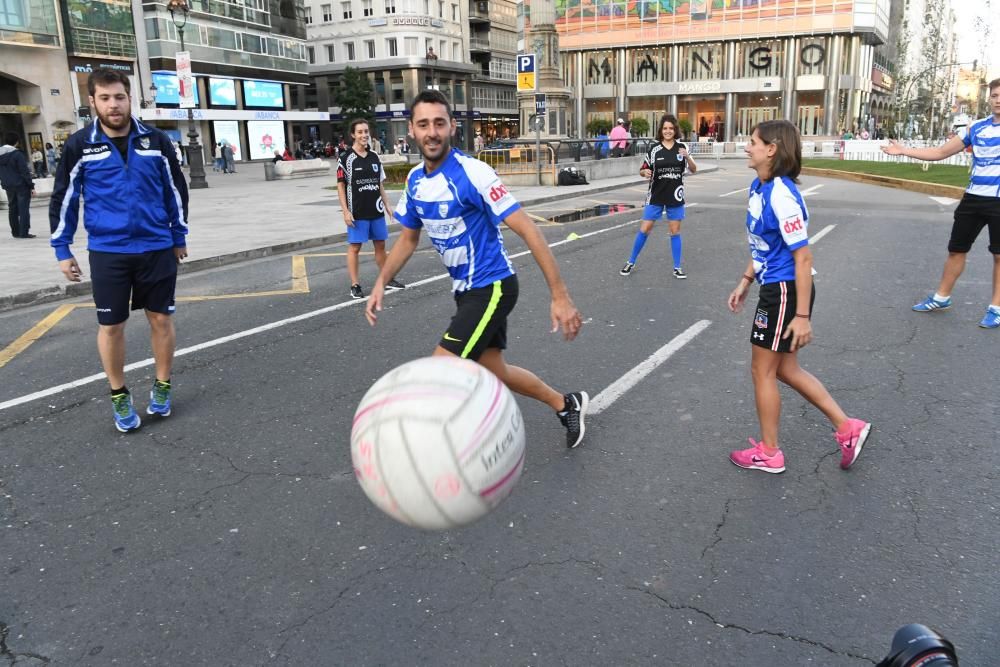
[729,438,785,473]
[835,418,871,469]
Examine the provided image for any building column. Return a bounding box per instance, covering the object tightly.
[844,36,860,132]
[783,37,797,121]
[724,93,734,141]
[668,45,679,116]
[575,51,584,136]
[617,47,627,118]
[824,35,843,135]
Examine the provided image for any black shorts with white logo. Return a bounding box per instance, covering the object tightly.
[948,193,1000,254]
[89,248,178,325]
[439,275,518,361]
[751,280,815,353]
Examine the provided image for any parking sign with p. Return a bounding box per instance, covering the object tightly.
[517,53,536,92]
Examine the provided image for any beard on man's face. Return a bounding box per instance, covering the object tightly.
[97,107,130,131]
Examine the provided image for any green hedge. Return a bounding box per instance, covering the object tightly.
[383,162,413,184]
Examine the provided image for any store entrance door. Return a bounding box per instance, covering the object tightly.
[736,106,778,138]
[797,105,823,136]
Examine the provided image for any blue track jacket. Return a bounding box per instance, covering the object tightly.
[49,117,189,261]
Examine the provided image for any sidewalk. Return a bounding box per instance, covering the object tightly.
[0,164,711,311]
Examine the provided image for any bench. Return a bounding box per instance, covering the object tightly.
[272,158,331,180]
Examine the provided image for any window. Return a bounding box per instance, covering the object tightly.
[342,1,352,19]
[321,3,332,21]
[326,44,336,62]
[303,6,312,23]
[307,46,315,64]
[385,0,396,13]
[440,40,446,58]
[362,0,373,16]
[452,3,458,20]
[438,0,443,17]
[387,37,398,56]
[345,42,355,60]
[404,36,418,55]
[422,0,429,13]
[0,0,26,27]
[364,39,375,58]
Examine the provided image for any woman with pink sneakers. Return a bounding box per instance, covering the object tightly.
[726,120,871,473]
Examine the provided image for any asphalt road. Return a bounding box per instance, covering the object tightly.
[1,168,997,666]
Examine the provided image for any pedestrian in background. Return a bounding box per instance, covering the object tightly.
[222,142,235,173]
[213,142,222,172]
[46,142,58,175]
[0,133,36,238]
[31,146,44,178]
[610,118,629,157]
[49,68,189,433]
[727,119,871,474]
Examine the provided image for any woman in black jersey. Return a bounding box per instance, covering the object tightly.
[619,114,697,278]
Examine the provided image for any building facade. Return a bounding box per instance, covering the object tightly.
[138,0,319,163]
[1,0,79,159]
[302,0,473,149]
[468,0,519,141]
[545,0,891,140]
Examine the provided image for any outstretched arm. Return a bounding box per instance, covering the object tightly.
[502,209,583,341]
[880,135,965,161]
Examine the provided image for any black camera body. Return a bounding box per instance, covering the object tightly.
[876,624,958,667]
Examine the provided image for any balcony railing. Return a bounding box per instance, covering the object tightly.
[469,37,490,52]
[72,27,137,59]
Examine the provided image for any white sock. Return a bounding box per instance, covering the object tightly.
[934,292,950,302]
[990,304,1000,312]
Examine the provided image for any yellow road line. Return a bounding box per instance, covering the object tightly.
[291,255,309,292]
[0,304,78,369]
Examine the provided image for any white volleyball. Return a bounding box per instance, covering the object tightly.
[350,356,526,530]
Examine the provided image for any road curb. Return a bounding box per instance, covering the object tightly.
[801,167,966,198]
[0,167,717,313]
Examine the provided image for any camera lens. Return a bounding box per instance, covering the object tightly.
[876,624,958,667]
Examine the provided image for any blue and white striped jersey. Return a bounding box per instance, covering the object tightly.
[961,116,1000,197]
[395,148,519,292]
[745,176,809,284]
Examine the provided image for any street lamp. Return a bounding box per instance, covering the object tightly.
[426,47,438,91]
[167,0,208,189]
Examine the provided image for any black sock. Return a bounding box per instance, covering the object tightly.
[111,386,129,396]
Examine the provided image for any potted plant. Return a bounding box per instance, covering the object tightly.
[678,117,694,141]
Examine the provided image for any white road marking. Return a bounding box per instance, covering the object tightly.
[720,187,748,197]
[800,184,825,197]
[0,219,641,412]
[929,196,959,206]
[589,320,712,415]
[810,224,835,244]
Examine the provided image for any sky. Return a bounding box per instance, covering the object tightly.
[955,0,998,76]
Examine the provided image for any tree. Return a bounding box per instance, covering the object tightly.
[334,67,375,138]
[628,116,650,137]
[585,118,612,136]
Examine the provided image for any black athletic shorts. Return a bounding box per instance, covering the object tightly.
[948,193,1000,254]
[89,248,178,325]
[751,280,815,353]
[439,275,518,361]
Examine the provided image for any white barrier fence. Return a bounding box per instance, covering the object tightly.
[683,138,972,167]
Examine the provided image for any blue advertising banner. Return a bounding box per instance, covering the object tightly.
[242,80,284,109]
[209,78,237,106]
[152,71,199,105]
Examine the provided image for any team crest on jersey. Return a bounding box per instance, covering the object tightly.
[373,163,379,173]
[140,137,150,150]
[438,202,449,217]
[676,152,684,161]
[754,309,768,329]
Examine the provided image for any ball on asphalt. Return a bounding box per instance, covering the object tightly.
[350,356,525,530]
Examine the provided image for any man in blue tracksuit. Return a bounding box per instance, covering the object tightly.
[50,69,189,432]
